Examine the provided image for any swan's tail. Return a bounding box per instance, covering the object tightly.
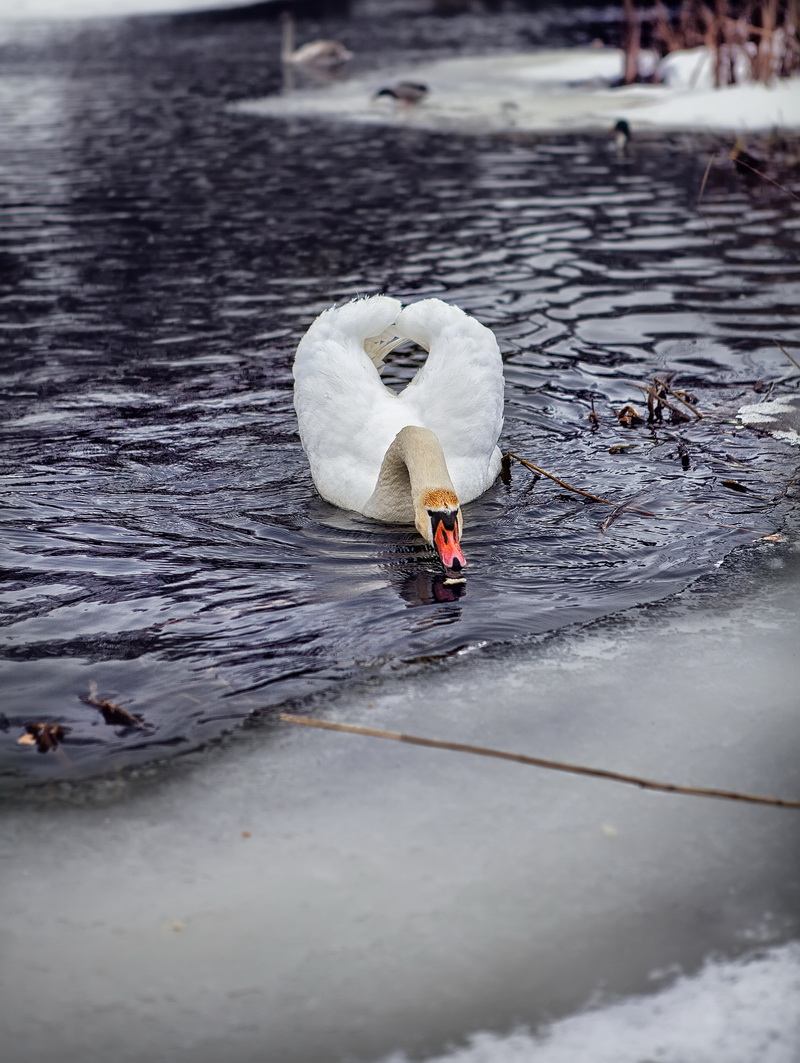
[298,295,403,369]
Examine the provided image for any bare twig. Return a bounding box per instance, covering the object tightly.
[278,714,800,810]
[504,452,753,531]
[698,152,716,203]
[728,156,800,202]
[600,492,650,534]
[629,381,686,422]
[653,376,703,419]
[507,453,614,505]
[774,340,800,374]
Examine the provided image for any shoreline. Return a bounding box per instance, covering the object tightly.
[234,47,800,135]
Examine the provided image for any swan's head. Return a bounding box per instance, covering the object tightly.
[416,489,466,576]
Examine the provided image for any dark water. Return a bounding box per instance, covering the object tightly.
[1,3,799,787]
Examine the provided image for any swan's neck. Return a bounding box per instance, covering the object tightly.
[364,426,459,535]
[280,12,295,60]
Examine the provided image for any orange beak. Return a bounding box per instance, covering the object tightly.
[433,517,466,574]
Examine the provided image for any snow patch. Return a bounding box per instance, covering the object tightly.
[739,396,800,445]
[379,943,800,1063]
[2,0,252,18]
[236,47,800,134]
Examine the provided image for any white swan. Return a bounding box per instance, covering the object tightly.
[293,296,504,575]
[280,11,353,68]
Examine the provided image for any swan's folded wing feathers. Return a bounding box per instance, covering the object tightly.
[293,296,411,511]
[296,294,401,352]
[395,301,504,498]
[293,295,504,513]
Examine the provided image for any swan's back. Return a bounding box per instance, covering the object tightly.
[293,296,504,515]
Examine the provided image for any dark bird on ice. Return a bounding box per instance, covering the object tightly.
[374,81,430,106]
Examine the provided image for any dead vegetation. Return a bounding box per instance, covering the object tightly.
[505,363,797,533]
[15,682,147,757]
[17,723,67,753]
[622,0,800,85]
[505,450,757,532]
[84,681,146,729]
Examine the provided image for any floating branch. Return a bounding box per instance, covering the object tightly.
[504,452,754,531]
[507,452,613,505]
[278,714,800,810]
[599,492,650,534]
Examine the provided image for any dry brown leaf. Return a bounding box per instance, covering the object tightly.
[18,722,67,752]
[85,681,145,728]
[617,403,644,428]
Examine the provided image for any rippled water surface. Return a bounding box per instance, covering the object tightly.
[1,4,799,786]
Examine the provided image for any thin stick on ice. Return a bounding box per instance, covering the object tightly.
[278,714,800,810]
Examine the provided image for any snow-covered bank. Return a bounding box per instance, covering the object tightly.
[1,0,261,19]
[380,942,800,1063]
[235,47,800,133]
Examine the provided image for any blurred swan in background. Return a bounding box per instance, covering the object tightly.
[280,10,352,69]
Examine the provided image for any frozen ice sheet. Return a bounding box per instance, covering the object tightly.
[1,543,799,1062]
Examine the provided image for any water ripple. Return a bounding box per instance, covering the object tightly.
[1,12,799,785]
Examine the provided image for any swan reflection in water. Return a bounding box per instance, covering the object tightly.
[397,570,467,607]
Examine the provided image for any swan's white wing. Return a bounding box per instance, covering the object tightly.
[395,299,504,501]
[293,296,415,512]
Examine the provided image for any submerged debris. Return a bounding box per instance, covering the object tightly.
[84,682,146,729]
[617,403,645,428]
[678,440,691,470]
[17,723,67,753]
[629,376,701,425]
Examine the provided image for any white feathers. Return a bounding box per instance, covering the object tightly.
[292,295,504,521]
[280,11,353,69]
